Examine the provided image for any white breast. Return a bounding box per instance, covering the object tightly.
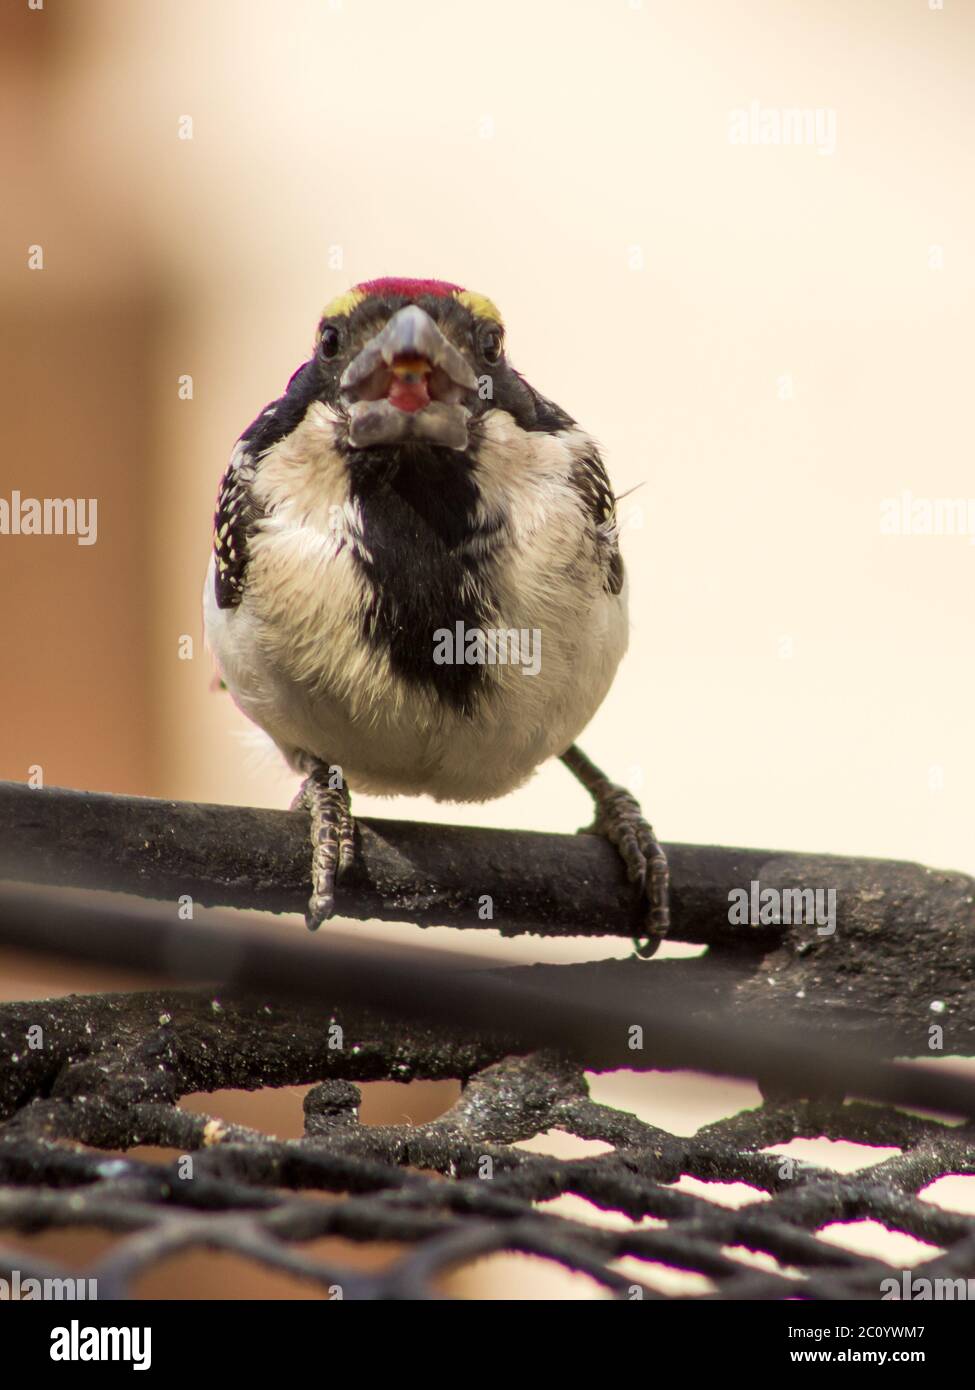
[203,406,628,803]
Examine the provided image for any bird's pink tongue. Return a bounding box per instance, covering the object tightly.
[387,376,430,413]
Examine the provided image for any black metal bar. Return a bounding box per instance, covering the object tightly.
[1,781,973,951]
[2,881,975,1121]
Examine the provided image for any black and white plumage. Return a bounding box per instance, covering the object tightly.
[203,278,669,940]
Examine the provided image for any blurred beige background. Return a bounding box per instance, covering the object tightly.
[1,0,973,1298]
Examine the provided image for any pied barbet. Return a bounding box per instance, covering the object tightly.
[203,277,670,949]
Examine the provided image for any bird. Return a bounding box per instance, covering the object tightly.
[203,276,670,949]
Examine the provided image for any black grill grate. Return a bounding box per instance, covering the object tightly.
[2,985,974,1300]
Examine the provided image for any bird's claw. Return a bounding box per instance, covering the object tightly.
[291,769,354,930]
[586,785,670,957]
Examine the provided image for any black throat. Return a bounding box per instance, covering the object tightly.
[346,443,500,714]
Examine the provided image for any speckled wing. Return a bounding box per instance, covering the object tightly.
[569,448,624,596]
[212,445,262,610]
[212,366,324,610]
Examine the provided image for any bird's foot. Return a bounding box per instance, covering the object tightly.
[562,745,670,957]
[589,787,670,955]
[291,763,354,930]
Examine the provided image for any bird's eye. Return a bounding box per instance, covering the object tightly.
[320,325,341,359]
[480,326,503,364]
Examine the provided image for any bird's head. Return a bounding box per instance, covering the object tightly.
[312,277,508,452]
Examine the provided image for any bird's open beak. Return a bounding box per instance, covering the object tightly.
[339,305,479,450]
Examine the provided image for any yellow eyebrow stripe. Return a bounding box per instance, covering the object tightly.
[454,289,503,325]
[320,288,367,319]
[321,285,504,325]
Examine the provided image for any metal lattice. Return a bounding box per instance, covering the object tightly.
[2,985,975,1300]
